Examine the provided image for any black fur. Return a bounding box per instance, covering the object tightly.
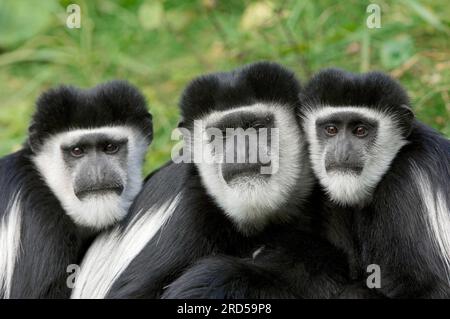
[0,81,152,298]
[179,62,301,126]
[28,80,153,152]
[0,149,91,298]
[103,62,365,299]
[300,68,414,136]
[301,69,450,298]
[161,228,381,299]
[107,162,364,299]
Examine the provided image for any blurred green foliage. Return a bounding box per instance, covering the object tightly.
[0,0,449,174]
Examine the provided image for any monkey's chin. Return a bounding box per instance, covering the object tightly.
[323,171,372,206]
[65,193,129,230]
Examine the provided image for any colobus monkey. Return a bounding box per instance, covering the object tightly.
[0,81,152,298]
[300,69,450,298]
[72,62,357,299]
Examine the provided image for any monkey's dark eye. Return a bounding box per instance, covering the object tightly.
[104,143,120,154]
[354,126,368,137]
[70,146,84,158]
[325,125,338,136]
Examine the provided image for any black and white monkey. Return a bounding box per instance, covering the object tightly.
[72,62,360,299]
[299,69,450,298]
[169,69,450,299]
[154,69,450,299]
[0,81,152,298]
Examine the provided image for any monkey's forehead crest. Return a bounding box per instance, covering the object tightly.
[300,68,411,113]
[299,68,414,136]
[28,80,153,152]
[179,61,301,124]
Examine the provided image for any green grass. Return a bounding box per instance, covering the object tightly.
[0,0,449,174]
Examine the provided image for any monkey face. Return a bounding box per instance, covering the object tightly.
[317,111,379,176]
[202,107,277,186]
[182,103,312,231]
[32,126,148,229]
[303,106,409,206]
[64,136,127,201]
[175,62,312,231]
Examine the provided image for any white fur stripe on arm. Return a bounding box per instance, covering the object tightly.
[0,194,23,299]
[71,192,182,299]
[414,168,450,281]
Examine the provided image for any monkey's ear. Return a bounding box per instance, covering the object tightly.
[27,122,41,153]
[399,104,415,137]
[177,118,186,128]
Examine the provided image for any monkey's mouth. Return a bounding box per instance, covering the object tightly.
[75,185,124,200]
[221,163,271,185]
[326,164,363,175]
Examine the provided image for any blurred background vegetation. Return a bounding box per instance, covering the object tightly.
[0,0,448,174]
